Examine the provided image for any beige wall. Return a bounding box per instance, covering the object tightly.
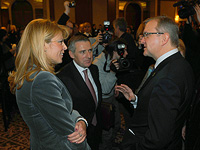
[160,1,177,20]
[54,0,107,26]
[93,0,107,27]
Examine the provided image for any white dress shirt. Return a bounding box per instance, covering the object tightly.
[73,60,98,102]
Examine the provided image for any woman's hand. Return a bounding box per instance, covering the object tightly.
[68,121,87,144]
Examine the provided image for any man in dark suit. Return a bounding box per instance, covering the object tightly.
[57,35,102,150]
[115,16,194,150]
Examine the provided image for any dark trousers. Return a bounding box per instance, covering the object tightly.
[119,128,138,150]
[99,96,121,150]
[87,124,101,150]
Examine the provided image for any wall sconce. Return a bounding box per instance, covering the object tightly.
[175,15,179,23]
[119,2,127,11]
[1,2,10,9]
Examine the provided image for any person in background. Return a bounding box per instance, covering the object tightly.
[57,35,102,150]
[83,22,93,38]
[113,18,138,61]
[73,23,79,35]
[115,16,194,150]
[181,4,200,82]
[97,24,103,33]
[93,38,128,150]
[8,24,18,45]
[178,39,186,57]
[126,25,135,39]
[55,1,74,71]
[8,19,90,150]
[78,23,85,35]
[0,28,17,131]
[92,24,98,37]
[113,18,144,130]
[182,4,200,150]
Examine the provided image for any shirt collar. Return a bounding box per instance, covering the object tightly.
[154,48,178,69]
[73,60,88,73]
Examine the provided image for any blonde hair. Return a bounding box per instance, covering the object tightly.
[8,19,68,94]
[178,39,186,57]
[136,22,145,41]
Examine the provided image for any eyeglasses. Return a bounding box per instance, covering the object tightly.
[143,32,164,38]
[51,39,65,45]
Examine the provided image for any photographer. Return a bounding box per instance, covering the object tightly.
[113,18,140,67]
[92,38,128,150]
[181,4,200,81]
[90,21,114,59]
[89,31,105,59]
[181,4,200,150]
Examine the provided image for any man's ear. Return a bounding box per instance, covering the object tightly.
[69,50,75,59]
[161,33,170,45]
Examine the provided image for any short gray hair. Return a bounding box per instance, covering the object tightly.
[67,35,90,53]
[144,16,179,47]
[113,17,127,32]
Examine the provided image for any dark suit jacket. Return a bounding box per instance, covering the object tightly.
[57,62,102,126]
[122,52,194,150]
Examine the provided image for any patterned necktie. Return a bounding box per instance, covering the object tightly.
[83,69,97,126]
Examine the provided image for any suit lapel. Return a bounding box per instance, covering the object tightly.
[70,62,93,97]
[70,62,101,106]
[138,52,181,93]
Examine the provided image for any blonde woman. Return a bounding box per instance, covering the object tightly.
[8,19,90,150]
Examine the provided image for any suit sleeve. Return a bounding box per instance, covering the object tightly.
[31,72,77,136]
[139,78,181,149]
[57,13,70,25]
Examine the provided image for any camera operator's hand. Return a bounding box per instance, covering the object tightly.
[195,4,200,24]
[108,31,113,36]
[96,31,103,43]
[110,59,119,73]
[64,1,70,15]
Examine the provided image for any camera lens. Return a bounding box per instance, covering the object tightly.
[120,59,130,69]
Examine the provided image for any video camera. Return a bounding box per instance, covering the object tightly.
[117,44,130,71]
[173,0,200,19]
[100,21,113,44]
[69,1,76,8]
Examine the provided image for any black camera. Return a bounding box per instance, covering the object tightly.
[173,0,200,19]
[117,44,130,71]
[100,21,112,44]
[69,1,76,8]
[118,58,130,70]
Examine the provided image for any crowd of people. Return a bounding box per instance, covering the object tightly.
[1,1,200,150]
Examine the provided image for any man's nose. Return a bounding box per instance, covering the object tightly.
[86,51,92,58]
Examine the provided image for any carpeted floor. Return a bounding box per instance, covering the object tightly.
[0,109,30,150]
